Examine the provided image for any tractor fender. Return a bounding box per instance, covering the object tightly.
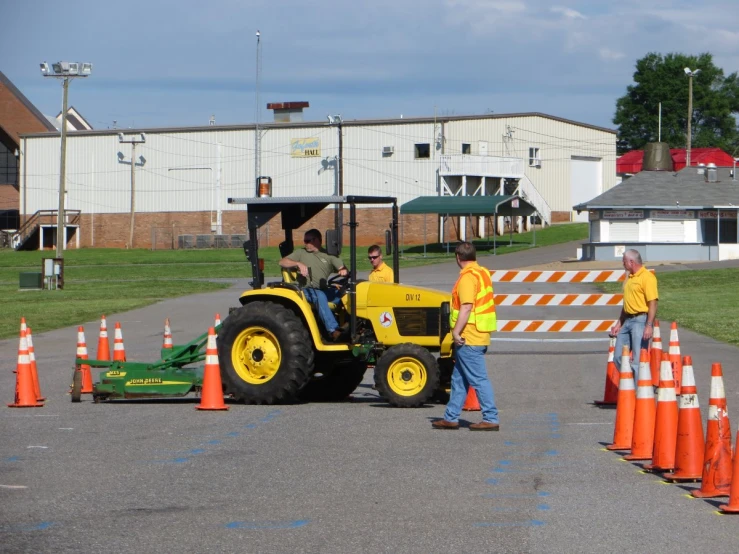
[237,288,349,353]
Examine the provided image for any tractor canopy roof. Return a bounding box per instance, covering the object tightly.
[228,195,398,230]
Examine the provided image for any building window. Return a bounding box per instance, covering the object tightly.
[462,143,471,155]
[0,142,18,185]
[414,143,430,159]
[529,147,541,167]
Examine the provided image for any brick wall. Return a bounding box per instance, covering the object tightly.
[0,80,53,144]
[0,184,18,213]
[57,209,450,249]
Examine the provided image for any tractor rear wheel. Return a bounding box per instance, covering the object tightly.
[374,343,439,408]
[298,356,367,402]
[218,301,314,404]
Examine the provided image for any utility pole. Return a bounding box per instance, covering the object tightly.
[328,114,344,248]
[118,133,146,249]
[254,30,262,196]
[40,61,92,258]
[684,67,701,169]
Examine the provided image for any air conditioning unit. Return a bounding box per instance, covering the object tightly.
[382,146,394,154]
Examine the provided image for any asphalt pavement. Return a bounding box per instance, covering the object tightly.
[2,240,739,553]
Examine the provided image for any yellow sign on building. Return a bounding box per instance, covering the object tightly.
[290,137,321,157]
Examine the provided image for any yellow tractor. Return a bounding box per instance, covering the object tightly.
[218,195,454,407]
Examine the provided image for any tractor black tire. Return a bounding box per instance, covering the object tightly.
[298,356,367,403]
[218,301,314,404]
[71,369,82,403]
[374,343,440,408]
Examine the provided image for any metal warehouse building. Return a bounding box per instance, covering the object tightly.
[16,110,616,250]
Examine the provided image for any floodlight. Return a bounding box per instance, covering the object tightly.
[40,62,50,75]
[684,67,690,75]
[68,63,79,75]
[80,62,92,75]
[52,62,62,74]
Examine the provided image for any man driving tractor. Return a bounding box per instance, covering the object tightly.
[278,228,348,341]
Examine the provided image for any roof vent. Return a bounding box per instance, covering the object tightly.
[705,163,718,183]
[642,142,673,171]
[697,163,706,175]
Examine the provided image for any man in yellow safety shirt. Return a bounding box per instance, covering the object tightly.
[367,245,393,283]
[610,248,658,377]
[433,242,499,431]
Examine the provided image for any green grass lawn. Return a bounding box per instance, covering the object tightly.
[599,268,739,347]
[0,223,588,340]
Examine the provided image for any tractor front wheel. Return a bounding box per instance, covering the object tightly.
[374,344,439,408]
[218,302,314,404]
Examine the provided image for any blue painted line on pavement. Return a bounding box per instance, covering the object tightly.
[0,521,56,532]
[537,504,550,511]
[244,423,257,428]
[207,440,221,445]
[473,520,546,527]
[4,456,21,462]
[226,432,239,437]
[485,478,500,485]
[225,519,309,530]
[189,448,205,455]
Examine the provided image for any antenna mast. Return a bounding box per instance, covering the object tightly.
[254,30,262,196]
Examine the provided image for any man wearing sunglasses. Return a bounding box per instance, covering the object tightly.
[367,245,393,283]
[278,228,348,341]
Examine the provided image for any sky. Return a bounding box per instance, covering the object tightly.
[3,0,738,132]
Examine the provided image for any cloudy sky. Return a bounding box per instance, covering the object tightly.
[3,0,738,131]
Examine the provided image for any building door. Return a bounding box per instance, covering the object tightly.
[478,141,488,156]
[571,156,602,222]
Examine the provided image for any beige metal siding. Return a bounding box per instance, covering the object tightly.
[20,115,615,217]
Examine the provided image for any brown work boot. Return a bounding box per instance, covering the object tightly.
[330,329,343,341]
[432,419,459,430]
[469,421,500,431]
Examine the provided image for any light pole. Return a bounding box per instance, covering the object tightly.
[40,61,92,258]
[684,67,701,169]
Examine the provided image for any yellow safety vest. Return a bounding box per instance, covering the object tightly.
[450,263,496,332]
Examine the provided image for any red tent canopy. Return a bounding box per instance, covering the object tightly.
[617,147,735,173]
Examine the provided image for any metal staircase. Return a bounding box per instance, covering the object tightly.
[12,210,81,250]
[503,175,551,226]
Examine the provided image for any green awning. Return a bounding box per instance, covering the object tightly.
[400,195,537,217]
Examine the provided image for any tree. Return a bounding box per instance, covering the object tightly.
[613,52,739,155]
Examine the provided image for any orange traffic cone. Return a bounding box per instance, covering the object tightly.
[693,362,733,498]
[8,329,43,408]
[13,317,28,373]
[196,327,228,411]
[76,326,94,394]
[113,322,126,362]
[624,349,656,461]
[594,336,619,406]
[606,346,636,450]
[462,387,481,411]
[668,322,683,394]
[649,320,662,387]
[719,428,739,513]
[664,356,705,481]
[163,318,173,350]
[644,353,679,471]
[214,313,221,327]
[26,327,45,402]
[96,315,110,361]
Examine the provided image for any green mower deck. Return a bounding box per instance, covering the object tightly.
[74,329,214,402]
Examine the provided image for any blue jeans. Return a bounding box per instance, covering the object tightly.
[303,287,342,333]
[614,314,649,376]
[444,345,499,424]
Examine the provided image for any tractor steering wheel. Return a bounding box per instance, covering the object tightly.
[327,274,350,294]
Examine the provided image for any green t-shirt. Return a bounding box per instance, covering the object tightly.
[287,248,345,289]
